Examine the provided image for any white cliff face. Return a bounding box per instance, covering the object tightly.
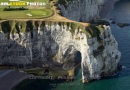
[58,0,108,22]
[0,21,121,82]
[81,25,121,82]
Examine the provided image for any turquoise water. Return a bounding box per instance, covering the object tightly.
[13,0,130,90]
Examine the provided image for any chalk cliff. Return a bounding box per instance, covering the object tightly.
[58,0,108,22]
[58,0,120,22]
[0,20,121,82]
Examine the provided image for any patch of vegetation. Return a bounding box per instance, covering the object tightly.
[33,21,39,28]
[3,7,28,11]
[9,20,17,33]
[86,25,97,37]
[19,21,27,33]
[86,25,103,41]
[69,22,79,34]
[71,22,80,30]
[37,21,42,27]
[0,20,105,41]
[41,21,46,27]
[58,22,105,39]
[81,27,91,38]
[0,24,2,32]
[1,21,11,33]
[90,19,110,26]
[96,25,104,33]
[0,9,53,19]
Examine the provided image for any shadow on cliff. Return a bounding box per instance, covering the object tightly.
[0,20,61,69]
[12,51,82,90]
[0,39,32,68]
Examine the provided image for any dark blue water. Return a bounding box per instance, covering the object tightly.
[13,0,130,90]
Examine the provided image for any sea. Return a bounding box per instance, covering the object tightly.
[13,0,130,90]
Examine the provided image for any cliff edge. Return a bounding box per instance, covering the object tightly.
[0,0,121,84]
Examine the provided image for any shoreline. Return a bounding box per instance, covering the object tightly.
[0,63,80,90]
[0,70,29,90]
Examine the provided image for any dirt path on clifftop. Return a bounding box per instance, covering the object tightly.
[45,13,90,26]
[0,13,89,27]
[0,2,90,27]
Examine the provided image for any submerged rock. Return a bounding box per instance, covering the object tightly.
[117,23,130,28]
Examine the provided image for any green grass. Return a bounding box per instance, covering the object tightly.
[0,9,52,19]
[0,0,53,19]
[96,25,104,33]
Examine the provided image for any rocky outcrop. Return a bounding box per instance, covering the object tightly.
[0,20,121,82]
[117,23,130,28]
[58,0,109,22]
[58,0,119,22]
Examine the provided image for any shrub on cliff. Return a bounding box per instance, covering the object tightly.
[3,7,28,11]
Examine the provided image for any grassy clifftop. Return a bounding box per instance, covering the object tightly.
[0,0,106,39]
[0,20,105,39]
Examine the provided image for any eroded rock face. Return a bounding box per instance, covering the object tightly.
[58,0,109,22]
[81,25,121,82]
[0,21,121,82]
